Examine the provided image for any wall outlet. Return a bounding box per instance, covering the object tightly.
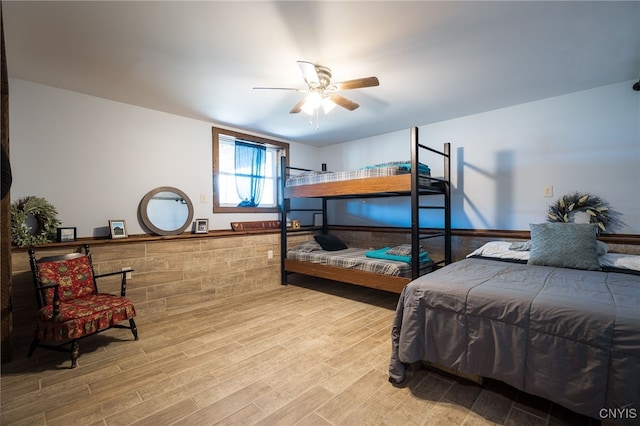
[543,185,553,197]
[200,193,207,203]
[267,250,273,259]
[122,267,132,279]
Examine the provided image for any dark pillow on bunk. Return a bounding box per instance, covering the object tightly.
[314,234,348,251]
[528,222,601,271]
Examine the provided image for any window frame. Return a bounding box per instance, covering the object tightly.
[212,127,289,213]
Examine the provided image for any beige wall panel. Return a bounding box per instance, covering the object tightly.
[202,270,246,291]
[201,237,245,251]
[91,244,147,261]
[147,278,202,301]
[146,240,202,255]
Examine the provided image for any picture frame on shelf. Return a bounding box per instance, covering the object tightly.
[57,227,77,243]
[194,218,209,234]
[109,220,128,239]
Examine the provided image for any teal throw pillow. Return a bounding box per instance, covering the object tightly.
[528,222,600,271]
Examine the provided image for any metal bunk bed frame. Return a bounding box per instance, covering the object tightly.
[280,127,451,292]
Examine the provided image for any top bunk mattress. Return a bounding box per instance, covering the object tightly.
[286,161,432,188]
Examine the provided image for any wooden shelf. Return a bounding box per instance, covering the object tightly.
[11,228,318,251]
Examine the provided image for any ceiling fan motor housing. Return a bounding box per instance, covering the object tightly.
[314,66,332,89]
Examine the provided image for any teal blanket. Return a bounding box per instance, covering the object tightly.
[365,247,431,264]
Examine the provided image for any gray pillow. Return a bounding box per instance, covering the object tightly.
[597,240,609,256]
[508,239,608,255]
[508,240,531,251]
[290,240,322,252]
[386,244,426,257]
[528,223,601,271]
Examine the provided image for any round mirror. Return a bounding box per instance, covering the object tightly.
[139,186,194,236]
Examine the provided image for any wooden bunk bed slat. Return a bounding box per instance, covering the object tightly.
[285,174,412,198]
[284,259,410,293]
[285,175,443,199]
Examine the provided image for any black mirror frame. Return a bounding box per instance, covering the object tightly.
[139,186,194,236]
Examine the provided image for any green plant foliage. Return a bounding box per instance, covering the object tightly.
[547,192,610,232]
[11,196,61,247]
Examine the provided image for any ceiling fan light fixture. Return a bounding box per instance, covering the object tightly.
[301,92,322,115]
[322,97,336,113]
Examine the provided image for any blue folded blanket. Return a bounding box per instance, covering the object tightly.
[365,247,431,264]
[363,161,431,175]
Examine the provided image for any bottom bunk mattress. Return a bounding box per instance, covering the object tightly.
[287,247,414,277]
[389,257,640,424]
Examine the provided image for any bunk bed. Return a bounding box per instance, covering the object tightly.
[280,127,451,294]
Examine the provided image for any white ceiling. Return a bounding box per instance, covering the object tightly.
[3,1,640,146]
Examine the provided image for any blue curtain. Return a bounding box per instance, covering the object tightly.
[235,141,266,207]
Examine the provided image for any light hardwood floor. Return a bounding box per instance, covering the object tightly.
[1,275,599,426]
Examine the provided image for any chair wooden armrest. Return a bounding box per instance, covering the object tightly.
[36,283,61,318]
[94,269,135,297]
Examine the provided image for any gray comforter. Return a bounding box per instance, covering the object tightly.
[389,257,640,423]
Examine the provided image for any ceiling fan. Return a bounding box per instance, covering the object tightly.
[254,61,379,114]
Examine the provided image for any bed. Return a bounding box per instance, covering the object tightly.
[286,239,435,293]
[389,223,640,424]
[280,127,451,291]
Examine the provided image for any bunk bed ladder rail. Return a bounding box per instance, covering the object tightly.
[279,157,327,285]
[410,127,451,280]
[280,156,288,285]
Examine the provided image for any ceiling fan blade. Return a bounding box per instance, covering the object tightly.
[329,94,359,111]
[334,76,379,91]
[297,61,319,86]
[289,98,306,114]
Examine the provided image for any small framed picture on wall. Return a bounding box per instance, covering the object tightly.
[57,227,77,243]
[194,218,209,234]
[109,220,128,239]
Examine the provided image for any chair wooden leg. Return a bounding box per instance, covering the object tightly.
[27,338,39,357]
[130,318,138,340]
[70,340,79,368]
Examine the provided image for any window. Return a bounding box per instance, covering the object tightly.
[212,127,289,213]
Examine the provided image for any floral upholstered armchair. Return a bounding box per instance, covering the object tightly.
[28,244,138,368]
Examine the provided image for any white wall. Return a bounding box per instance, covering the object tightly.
[318,81,640,233]
[9,79,639,237]
[9,79,318,237]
